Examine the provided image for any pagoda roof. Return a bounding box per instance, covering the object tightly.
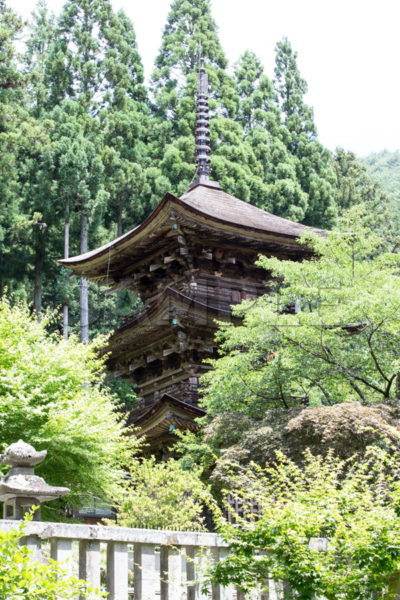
[59,182,321,282]
[131,394,205,440]
[107,286,233,360]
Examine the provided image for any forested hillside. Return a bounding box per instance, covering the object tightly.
[1,0,391,342]
[363,149,400,202]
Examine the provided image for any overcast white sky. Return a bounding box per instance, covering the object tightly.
[11,0,400,156]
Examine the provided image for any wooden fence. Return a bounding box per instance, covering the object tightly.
[0,519,253,600]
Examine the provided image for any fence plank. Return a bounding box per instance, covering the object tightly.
[186,546,196,600]
[107,542,129,600]
[79,540,101,594]
[160,545,185,600]
[134,543,159,600]
[133,543,142,600]
[50,539,73,575]
[22,534,42,562]
[388,571,400,600]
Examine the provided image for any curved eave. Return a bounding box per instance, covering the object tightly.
[59,193,173,272]
[107,287,234,350]
[133,394,205,427]
[59,189,319,280]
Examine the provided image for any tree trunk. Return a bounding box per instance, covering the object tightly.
[34,248,44,318]
[80,212,89,344]
[62,220,70,340]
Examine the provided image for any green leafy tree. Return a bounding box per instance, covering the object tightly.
[179,402,400,491]
[115,457,211,531]
[210,449,400,600]
[363,149,400,202]
[274,38,337,227]
[0,516,99,599]
[200,204,400,420]
[0,300,138,513]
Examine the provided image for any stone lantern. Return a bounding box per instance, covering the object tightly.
[0,440,69,520]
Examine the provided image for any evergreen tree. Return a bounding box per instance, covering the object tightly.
[21,1,60,317]
[235,50,279,135]
[334,148,386,211]
[274,38,337,227]
[233,51,307,220]
[32,0,147,340]
[149,0,240,195]
[100,9,149,234]
[0,1,52,305]
[0,0,24,289]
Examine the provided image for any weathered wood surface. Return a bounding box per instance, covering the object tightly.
[1,520,237,600]
[3,520,396,600]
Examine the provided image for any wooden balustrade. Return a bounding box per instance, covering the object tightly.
[2,520,276,600]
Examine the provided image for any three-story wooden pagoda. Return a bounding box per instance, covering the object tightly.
[60,62,318,455]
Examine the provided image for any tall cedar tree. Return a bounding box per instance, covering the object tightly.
[0,1,50,305]
[22,1,60,317]
[233,51,307,220]
[149,0,249,197]
[28,0,146,339]
[274,37,337,227]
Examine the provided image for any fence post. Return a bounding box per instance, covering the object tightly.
[50,539,73,575]
[106,541,129,600]
[79,540,101,596]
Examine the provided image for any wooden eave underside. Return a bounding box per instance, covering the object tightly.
[132,395,205,439]
[59,192,314,283]
[107,287,233,351]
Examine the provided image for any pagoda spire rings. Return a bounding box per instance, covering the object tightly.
[195,58,212,179]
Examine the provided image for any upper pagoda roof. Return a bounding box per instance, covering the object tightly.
[59,182,321,282]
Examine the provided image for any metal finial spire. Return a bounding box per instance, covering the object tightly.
[195,58,211,178]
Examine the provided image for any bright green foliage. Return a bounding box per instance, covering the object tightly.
[201,205,400,419]
[0,300,138,512]
[0,516,100,599]
[210,449,400,600]
[274,38,337,227]
[115,457,211,531]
